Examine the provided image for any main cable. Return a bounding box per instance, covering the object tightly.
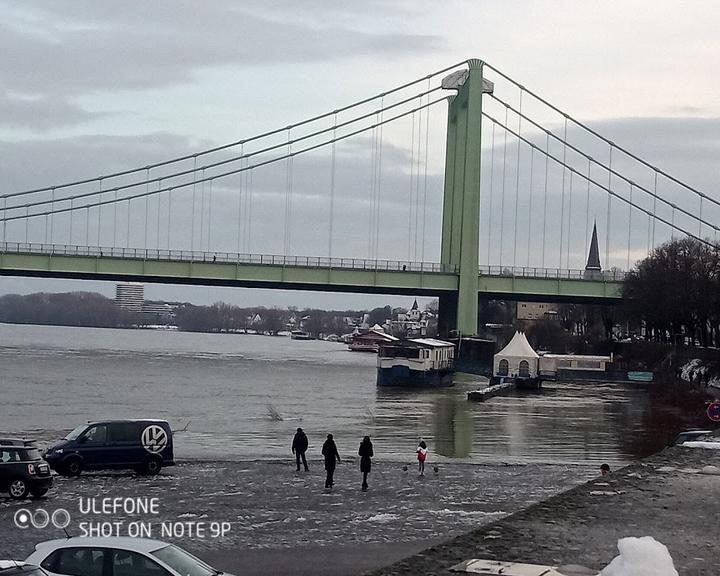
[3,61,470,200]
[1,96,449,224]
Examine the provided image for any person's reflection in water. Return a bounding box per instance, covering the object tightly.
[432,395,473,458]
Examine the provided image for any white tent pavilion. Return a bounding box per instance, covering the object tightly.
[493,331,539,379]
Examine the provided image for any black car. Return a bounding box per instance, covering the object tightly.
[0,561,48,575]
[0,439,53,499]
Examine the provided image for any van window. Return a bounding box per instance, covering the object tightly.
[83,425,107,445]
[65,425,87,441]
[110,422,140,442]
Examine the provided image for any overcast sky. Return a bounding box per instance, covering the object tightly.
[1,0,719,309]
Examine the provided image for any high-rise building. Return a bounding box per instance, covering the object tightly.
[115,282,144,312]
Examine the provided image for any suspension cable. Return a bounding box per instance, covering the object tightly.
[542,132,549,268]
[488,94,719,235]
[567,162,573,269]
[559,116,568,269]
[375,98,385,261]
[1,96,448,225]
[3,61,470,200]
[526,146,534,268]
[408,109,416,261]
[483,61,720,211]
[606,146,612,269]
[584,159,592,258]
[482,111,713,247]
[487,122,496,265]
[627,182,633,270]
[421,83,430,262]
[499,105,509,266]
[329,115,337,258]
[4,87,445,215]
[512,89,523,268]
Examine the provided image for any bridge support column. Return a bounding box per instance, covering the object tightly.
[440,60,491,336]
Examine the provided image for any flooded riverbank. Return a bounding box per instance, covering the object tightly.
[0,323,703,465]
[0,458,595,568]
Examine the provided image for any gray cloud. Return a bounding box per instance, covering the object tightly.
[0,0,440,130]
[0,92,102,129]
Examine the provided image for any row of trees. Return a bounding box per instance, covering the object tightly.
[0,290,433,337]
[0,292,135,327]
[623,237,720,347]
[172,303,361,336]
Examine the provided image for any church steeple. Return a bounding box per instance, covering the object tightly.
[585,221,601,271]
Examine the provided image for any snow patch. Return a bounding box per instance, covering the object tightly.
[601,536,678,576]
[429,508,506,517]
[366,513,400,523]
[681,441,720,450]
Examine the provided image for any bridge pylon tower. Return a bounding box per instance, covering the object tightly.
[439,59,493,337]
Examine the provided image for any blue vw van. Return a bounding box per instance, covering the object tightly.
[44,420,174,476]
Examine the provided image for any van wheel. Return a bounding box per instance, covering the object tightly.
[9,479,30,499]
[141,456,162,476]
[63,457,83,477]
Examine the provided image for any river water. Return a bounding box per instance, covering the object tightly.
[0,323,690,467]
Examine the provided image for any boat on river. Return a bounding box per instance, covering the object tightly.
[376,338,455,387]
[290,330,313,340]
[348,325,397,352]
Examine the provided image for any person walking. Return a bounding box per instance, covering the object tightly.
[416,440,428,476]
[358,435,374,491]
[322,433,341,489]
[292,427,309,472]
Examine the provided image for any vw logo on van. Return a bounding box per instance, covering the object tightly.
[141,425,168,454]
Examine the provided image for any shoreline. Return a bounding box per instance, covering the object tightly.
[3,445,717,575]
[367,444,720,576]
[1,459,594,572]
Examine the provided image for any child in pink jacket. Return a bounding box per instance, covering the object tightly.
[416,440,428,476]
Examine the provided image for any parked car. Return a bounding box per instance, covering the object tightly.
[0,439,53,499]
[0,561,49,575]
[26,537,236,576]
[44,420,174,476]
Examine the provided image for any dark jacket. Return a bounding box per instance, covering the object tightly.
[322,439,340,470]
[358,439,373,473]
[292,431,308,453]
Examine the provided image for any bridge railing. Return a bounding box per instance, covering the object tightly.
[0,242,458,274]
[479,265,627,281]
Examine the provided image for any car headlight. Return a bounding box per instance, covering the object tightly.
[53,448,64,454]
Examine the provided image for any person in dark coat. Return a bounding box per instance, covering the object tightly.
[292,427,309,472]
[321,433,341,489]
[358,435,373,491]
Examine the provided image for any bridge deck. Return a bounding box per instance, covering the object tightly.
[0,244,623,301]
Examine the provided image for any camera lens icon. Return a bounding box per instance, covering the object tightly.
[14,509,32,529]
[14,507,71,529]
[52,508,72,529]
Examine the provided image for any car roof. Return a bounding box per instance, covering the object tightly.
[85,419,169,425]
[0,561,40,571]
[35,537,168,554]
[0,438,37,447]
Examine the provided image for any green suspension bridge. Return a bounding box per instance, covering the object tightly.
[1,59,717,336]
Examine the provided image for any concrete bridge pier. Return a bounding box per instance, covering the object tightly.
[439,59,491,337]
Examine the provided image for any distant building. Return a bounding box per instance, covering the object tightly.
[115,283,144,312]
[584,220,602,279]
[516,302,558,321]
[390,299,429,337]
[141,301,175,325]
[348,324,398,352]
